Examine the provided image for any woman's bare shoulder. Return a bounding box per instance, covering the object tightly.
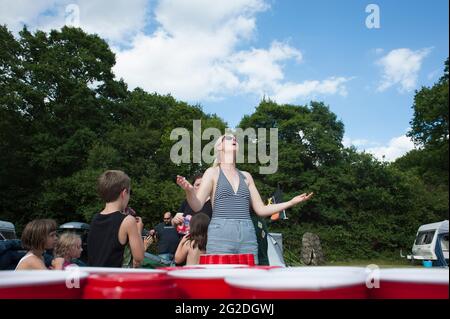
[204,166,220,176]
[203,167,220,183]
[240,171,254,182]
[20,255,46,270]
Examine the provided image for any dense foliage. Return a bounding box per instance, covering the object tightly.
[1,26,447,261]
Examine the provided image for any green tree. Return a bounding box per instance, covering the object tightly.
[1,25,447,263]
[401,58,449,187]
[0,25,226,231]
[408,58,449,148]
[396,58,448,198]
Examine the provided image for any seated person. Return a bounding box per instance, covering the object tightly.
[53,233,83,269]
[15,219,61,270]
[173,173,212,235]
[175,213,210,265]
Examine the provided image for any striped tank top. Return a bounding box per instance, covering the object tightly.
[213,168,251,220]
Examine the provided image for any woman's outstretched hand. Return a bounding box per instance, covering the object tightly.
[176,175,194,192]
[289,192,314,206]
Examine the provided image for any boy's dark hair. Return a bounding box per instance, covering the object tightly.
[187,213,210,251]
[191,173,204,185]
[21,219,57,251]
[97,170,131,203]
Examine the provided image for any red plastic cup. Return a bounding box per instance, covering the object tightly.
[370,268,449,299]
[200,254,217,264]
[237,254,255,266]
[220,254,231,264]
[229,254,239,264]
[226,267,369,299]
[167,268,268,299]
[210,255,218,264]
[247,254,255,266]
[83,273,178,299]
[0,270,88,299]
[199,255,208,264]
[71,267,176,299]
[200,254,245,265]
[237,254,248,265]
[212,254,231,264]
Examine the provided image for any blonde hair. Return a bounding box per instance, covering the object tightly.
[55,233,81,259]
[212,135,224,167]
[212,134,236,167]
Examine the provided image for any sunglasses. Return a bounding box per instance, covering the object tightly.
[222,135,235,141]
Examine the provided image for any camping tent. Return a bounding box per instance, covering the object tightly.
[267,233,286,267]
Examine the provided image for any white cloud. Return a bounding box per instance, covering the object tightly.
[155,0,268,36]
[0,0,58,32]
[343,137,374,148]
[1,0,352,103]
[114,30,242,100]
[366,135,415,161]
[0,0,148,44]
[376,48,432,92]
[113,0,272,100]
[114,0,352,102]
[271,77,352,104]
[74,0,148,44]
[344,134,415,162]
[229,41,303,94]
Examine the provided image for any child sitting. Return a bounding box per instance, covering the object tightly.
[53,233,83,269]
[15,219,61,270]
[174,213,210,265]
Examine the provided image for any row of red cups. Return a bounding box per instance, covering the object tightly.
[0,266,448,299]
[199,253,255,266]
[0,268,175,299]
[164,266,369,299]
[167,266,449,299]
[226,267,449,299]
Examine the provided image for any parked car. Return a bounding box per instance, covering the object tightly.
[0,220,16,240]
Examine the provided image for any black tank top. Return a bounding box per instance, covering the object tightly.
[87,211,127,267]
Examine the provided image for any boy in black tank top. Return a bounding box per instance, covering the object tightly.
[87,170,145,268]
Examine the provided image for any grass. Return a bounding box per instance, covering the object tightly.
[324,259,421,268]
[286,259,421,268]
[282,248,422,268]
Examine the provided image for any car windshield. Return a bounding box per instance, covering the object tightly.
[0,230,16,240]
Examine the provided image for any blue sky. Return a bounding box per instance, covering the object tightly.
[205,0,449,154]
[0,0,448,161]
